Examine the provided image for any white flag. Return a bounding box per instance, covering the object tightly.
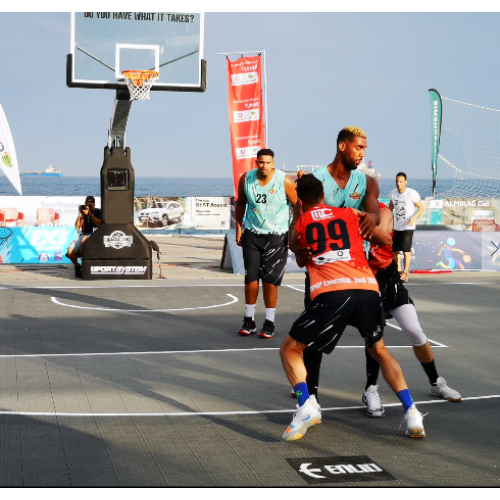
[0,102,22,195]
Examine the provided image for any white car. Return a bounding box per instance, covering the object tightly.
[138,201,184,227]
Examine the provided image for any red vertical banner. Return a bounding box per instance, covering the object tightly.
[227,56,265,198]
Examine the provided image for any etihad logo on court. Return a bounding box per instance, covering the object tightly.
[311,208,333,220]
[233,109,260,123]
[236,147,259,160]
[90,266,147,275]
[349,191,361,200]
[286,456,395,485]
[231,72,259,86]
[103,231,133,249]
[1,152,12,167]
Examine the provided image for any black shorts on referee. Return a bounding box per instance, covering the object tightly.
[288,289,385,353]
[392,229,414,253]
[241,230,288,285]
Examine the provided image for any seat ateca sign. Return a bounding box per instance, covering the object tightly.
[286,456,395,485]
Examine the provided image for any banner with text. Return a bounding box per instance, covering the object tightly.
[429,88,442,195]
[227,55,265,197]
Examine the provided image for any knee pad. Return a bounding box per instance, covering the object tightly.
[389,304,428,346]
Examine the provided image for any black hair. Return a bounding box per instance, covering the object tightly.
[296,174,324,207]
[85,196,95,203]
[396,172,407,180]
[256,149,275,158]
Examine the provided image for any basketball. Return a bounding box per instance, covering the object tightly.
[463,254,472,263]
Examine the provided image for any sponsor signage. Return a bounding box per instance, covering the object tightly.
[231,72,259,86]
[286,456,395,485]
[90,266,147,275]
[0,227,76,264]
[233,109,260,123]
[103,230,133,249]
[193,197,230,230]
[226,55,265,197]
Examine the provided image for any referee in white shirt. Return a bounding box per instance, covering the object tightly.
[389,172,424,282]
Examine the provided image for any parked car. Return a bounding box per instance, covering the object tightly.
[138,201,184,227]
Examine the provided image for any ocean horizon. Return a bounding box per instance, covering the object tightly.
[1,175,456,199]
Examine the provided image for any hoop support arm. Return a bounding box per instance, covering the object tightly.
[108,89,132,150]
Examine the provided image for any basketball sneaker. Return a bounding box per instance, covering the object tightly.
[362,385,385,417]
[430,377,462,402]
[402,404,426,438]
[238,316,256,336]
[283,396,322,441]
[258,320,275,339]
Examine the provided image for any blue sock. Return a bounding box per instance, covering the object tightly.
[294,382,310,407]
[396,389,414,413]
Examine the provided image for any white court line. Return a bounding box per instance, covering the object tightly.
[50,293,238,313]
[0,395,497,418]
[2,281,499,291]
[0,344,446,359]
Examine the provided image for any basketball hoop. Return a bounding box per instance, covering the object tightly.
[121,70,160,101]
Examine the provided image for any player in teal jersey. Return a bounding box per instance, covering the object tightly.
[235,149,297,339]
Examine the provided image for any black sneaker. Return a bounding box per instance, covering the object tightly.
[259,320,275,339]
[75,266,83,278]
[238,316,256,336]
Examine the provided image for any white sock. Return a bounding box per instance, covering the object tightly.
[265,308,276,323]
[245,304,256,319]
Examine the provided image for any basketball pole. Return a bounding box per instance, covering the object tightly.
[217,50,268,146]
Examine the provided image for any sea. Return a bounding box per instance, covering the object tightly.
[0,176,456,199]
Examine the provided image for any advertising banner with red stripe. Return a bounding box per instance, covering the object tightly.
[227,56,265,197]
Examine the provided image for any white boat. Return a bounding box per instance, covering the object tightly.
[358,160,381,179]
[20,164,63,177]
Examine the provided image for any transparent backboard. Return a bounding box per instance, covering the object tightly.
[68,12,205,91]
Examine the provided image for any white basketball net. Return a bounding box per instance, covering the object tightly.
[122,71,159,101]
[438,96,500,199]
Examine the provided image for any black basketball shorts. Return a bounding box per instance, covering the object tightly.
[376,260,414,317]
[288,289,385,353]
[392,230,414,253]
[242,230,288,285]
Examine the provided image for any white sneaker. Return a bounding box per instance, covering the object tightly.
[362,385,385,417]
[430,377,462,402]
[403,404,426,438]
[309,395,322,426]
[283,397,322,441]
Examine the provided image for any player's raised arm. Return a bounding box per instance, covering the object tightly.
[235,173,248,247]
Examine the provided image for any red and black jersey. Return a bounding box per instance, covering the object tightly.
[368,202,394,272]
[296,204,379,301]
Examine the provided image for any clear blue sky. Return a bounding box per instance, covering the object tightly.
[1,6,498,181]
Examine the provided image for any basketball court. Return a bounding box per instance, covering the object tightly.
[0,238,499,487]
[0,12,497,488]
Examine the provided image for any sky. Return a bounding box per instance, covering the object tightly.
[1,4,500,182]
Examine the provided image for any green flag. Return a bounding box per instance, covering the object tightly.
[429,89,442,197]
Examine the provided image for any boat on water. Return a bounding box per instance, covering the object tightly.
[20,164,63,177]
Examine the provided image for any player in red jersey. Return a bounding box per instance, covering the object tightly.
[280,175,426,441]
[360,202,461,417]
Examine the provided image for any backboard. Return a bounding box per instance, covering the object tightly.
[68,12,205,92]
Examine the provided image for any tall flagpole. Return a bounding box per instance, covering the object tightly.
[217,50,268,145]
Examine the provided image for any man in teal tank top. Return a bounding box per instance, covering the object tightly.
[235,149,297,339]
[288,126,383,414]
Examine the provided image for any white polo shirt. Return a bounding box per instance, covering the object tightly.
[390,187,421,231]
